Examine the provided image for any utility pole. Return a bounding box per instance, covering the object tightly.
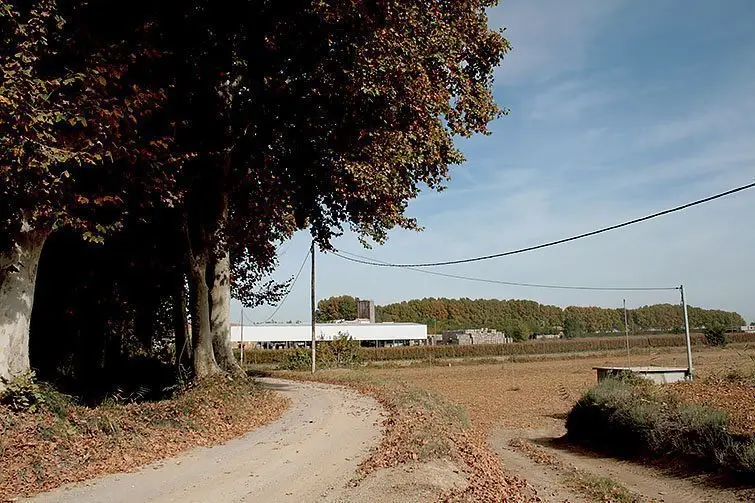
[623,299,630,367]
[310,240,316,374]
[240,309,245,367]
[680,285,693,380]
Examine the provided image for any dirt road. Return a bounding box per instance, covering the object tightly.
[490,427,754,503]
[27,378,382,503]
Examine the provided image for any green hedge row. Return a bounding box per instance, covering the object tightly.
[241,332,755,365]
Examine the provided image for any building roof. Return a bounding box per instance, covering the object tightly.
[244,322,424,328]
[231,322,427,342]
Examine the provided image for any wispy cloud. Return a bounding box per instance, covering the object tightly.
[489,0,625,85]
[528,77,620,120]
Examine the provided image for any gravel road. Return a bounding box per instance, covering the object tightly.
[26,378,382,503]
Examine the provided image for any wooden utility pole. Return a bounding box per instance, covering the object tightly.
[680,285,693,380]
[623,299,630,366]
[310,240,316,374]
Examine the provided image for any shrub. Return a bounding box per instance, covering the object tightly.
[278,334,361,370]
[279,348,312,371]
[0,372,48,413]
[704,325,728,347]
[318,333,361,368]
[566,376,754,475]
[0,372,73,415]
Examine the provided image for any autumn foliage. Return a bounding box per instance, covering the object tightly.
[1,0,509,387]
[0,376,289,500]
[318,295,745,335]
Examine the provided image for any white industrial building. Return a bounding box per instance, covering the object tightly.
[230,322,428,348]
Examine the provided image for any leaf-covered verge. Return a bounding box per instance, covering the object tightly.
[0,376,289,500]
[274,370,540,503]
[566,375,755,478]
[668,364,755,436]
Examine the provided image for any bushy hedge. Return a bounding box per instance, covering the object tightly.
[242,332,755,365]
[277,335,361,371]
[566,376,755,475]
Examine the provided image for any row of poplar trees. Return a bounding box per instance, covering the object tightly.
[318,296,745,336]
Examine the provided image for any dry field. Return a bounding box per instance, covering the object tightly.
[366,345,755,433]
[361,345,755,502]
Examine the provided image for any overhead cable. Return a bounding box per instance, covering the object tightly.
[264,248,311,322]
[334,250,678,291]
[336,181,755,268]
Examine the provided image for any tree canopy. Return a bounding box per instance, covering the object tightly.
[317,295,746,337]
[1,0,509,389]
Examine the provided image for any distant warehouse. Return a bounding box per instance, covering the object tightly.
[230,322,428,349]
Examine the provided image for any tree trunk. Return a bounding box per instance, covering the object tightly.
[0,227,49,389]
[173,277,192,370]
[210,247,243,376]
[189,253,219,378]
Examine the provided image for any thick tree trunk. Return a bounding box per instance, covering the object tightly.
[0,227,49,389]
[210,247,243,376]
[173,277,192,369]
[189,253,220,378]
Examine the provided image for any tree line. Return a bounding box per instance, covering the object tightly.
[317,296,745,340]
[0,0,508,394]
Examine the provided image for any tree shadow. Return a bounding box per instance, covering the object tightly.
[530,434,755,491]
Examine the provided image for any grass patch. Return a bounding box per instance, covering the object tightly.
[566,375,755,476]
[509,437,641,503]
[565,473,640,503]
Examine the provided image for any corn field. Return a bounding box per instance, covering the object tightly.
[242,332,755,365]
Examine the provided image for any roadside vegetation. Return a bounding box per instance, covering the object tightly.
[278,334,362,371]
[566,374,755,477]
[508,439,642,503]
[0,374,288,500]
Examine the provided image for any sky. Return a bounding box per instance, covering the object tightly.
[233,0,755,325]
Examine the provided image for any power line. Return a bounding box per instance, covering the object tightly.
[264,247,311,322]
[336,181,755,268]
[334,250,678,291]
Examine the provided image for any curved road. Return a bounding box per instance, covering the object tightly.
[27,378,382,503]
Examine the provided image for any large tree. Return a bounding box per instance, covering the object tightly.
[139,0,508,377]
[4,0,509,384]
[0,0,169,387]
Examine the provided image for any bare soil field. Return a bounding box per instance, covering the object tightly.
[363,345,755,502]
[367,345,755,433]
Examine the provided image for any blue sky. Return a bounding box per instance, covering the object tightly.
[233,0,755,324]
